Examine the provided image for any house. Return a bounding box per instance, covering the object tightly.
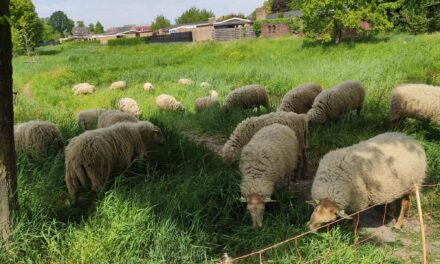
[96,25,153,44]
[71,27,91,39]
[256,8,303,38]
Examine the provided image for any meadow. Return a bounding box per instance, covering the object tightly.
[2,34,440,263]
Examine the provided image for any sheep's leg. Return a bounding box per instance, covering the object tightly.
[387,201,397,221]
[301,149,307,180]
[356,107,362,117]
[394,195,410,229]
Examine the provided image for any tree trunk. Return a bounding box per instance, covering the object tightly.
[0,0,18,242]
[334,22,342,44]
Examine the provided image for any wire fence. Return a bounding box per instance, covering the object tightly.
[220,184,440,264]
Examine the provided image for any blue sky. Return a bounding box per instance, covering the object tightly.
[33,0,263,29]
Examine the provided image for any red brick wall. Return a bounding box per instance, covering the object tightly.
[261,23,290,38]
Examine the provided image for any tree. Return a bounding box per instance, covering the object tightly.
[88,23,95,33]
[175,7,214,25]
[10,0,43,56]
[151,15,171,31]
[393,0,440,34]
[41,19,61,42]
[0,0,19,242]
[272,0,288,13]
[302,0,401,44]
[94,21,104,33]
[49,11,72,36]
[76,20,84,27]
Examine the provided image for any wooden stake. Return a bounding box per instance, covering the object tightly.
[415,184,428,264]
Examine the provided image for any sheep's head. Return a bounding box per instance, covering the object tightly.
[306,108,326,124]
[221,145,234,165]
[174,103,186,112]
[150,125,165,144]
[138,122,165,145]
[241,194,275,228]
[209,90,218,98]
[307,199,351,231]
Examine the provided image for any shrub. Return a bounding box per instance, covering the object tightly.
[108,37,148,46]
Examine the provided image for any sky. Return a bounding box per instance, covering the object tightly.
[33,0,263,29]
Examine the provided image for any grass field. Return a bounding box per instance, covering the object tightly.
[2,34,440,263]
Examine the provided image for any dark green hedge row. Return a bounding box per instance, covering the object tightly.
[108,37,149,46]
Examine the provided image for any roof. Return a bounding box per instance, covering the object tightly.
[169,21,211,31]
[72,27,90,37]
[214,17,252,26]
[131,25,152,32]
[266,10,303,19]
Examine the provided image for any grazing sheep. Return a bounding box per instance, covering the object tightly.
[178,78,192,86]
[194,90,220,112]
[144,82,154,92]
[308,132,426,231]
[77,109,107,131]
[110,81,127,90]
[118,97,141,117]
[390,84,440,127]
[65,122,164,200]
[307,80,365,123]
[156,94,185,111]
[73,83,96,96]
[97,110,138,128]
[222,111,308,180]
[240,124,299,227]
[14,121,64,161]
[224,84,269,110]
[200,82,210,88]
[278,83,323,114]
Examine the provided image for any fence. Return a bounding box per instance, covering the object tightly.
[220,184,439,264]
[212,28,256,42]
[148,32,193,44]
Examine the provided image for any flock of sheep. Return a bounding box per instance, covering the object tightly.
[14,78,440,232]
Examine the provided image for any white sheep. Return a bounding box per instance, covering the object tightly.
[65,121,164,200]
[307,80,365,123]
[144,82,154,92]
[278,83,323,114]
[156,94,185,111]
[224,84,269,110]
[178,78,193,86]
[194,90,220,112]
[308,132,426,230]
[240,124,299,227]
[118,97,141,117]
[97,110,138,128]
[77,109,107,131]
[73,83,96,96]
[110,81,127,90]
[200,82,210,88]
[14,121,64,161]
[222,111,308,180]
[390,84,440,127]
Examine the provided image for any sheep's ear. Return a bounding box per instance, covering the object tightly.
[306,200,320,207]
[336,210,352,219]
[263,197,276,203]
[239,197,247,203]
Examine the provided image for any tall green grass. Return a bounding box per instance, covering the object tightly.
[2,34,440,263]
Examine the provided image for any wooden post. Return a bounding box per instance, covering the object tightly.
[414,184,428,264]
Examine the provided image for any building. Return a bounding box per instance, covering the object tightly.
[71,27,91,39]
[257,8,303,38]
[96,25,153,44]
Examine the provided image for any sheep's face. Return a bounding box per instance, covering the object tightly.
[152,126,165,145]
[241,194,275,228]
[308,199,346,231]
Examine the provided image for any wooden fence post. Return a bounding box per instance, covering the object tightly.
[414,184,428,264]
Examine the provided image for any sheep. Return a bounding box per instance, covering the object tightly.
[14,121,64,161]
[110,81,127,90]
[240,124,299,227]
[389,84,440,127]
[200,82,210,88]
[118,97,141,117]
[222,111,308,180]
[73,83,96,96]
[97,110,138,128]
[308,132,426,231]
[77,109,107,131]
[144,82,154,92]
[194,90,220,112]
[178,78,193,86]
[156,94,185,111]
[224,84,269,110]
[65,121,165,200]
[278,83,323,114]
[307,80,365,123]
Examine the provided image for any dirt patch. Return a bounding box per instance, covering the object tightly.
[181,131,227,156]
[22,82,33,100]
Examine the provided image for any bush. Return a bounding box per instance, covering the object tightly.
[253,21,261,37]
[108,37,149,46]
[399,9,431,34]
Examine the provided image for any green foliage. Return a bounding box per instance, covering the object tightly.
[302,0,400,44]
[88,23,95,33]
[10,0,43,55]
[151,14,171,31]
[398,9,431,34]
[107,37,148,46]
[260,17,304,33]
[41,22,61,43]
[393,0,440,34]
[175,7,214,25]
[49,11,73,37]
[94,21,104,34]
[218,13,246,20]
[253,20,261,37]
[76,21,84,27]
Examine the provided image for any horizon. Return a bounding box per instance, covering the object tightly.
[33,0,263,29]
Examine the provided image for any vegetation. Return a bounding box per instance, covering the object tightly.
[3,34,440,263]
[175,7,214,25]
[76,21,84,27]
[40,18,61,44]
[151,14,171,31]
[393,0,440,34]
[48,10,74,37]
[94,21,104,34]
[107,37,148,46]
